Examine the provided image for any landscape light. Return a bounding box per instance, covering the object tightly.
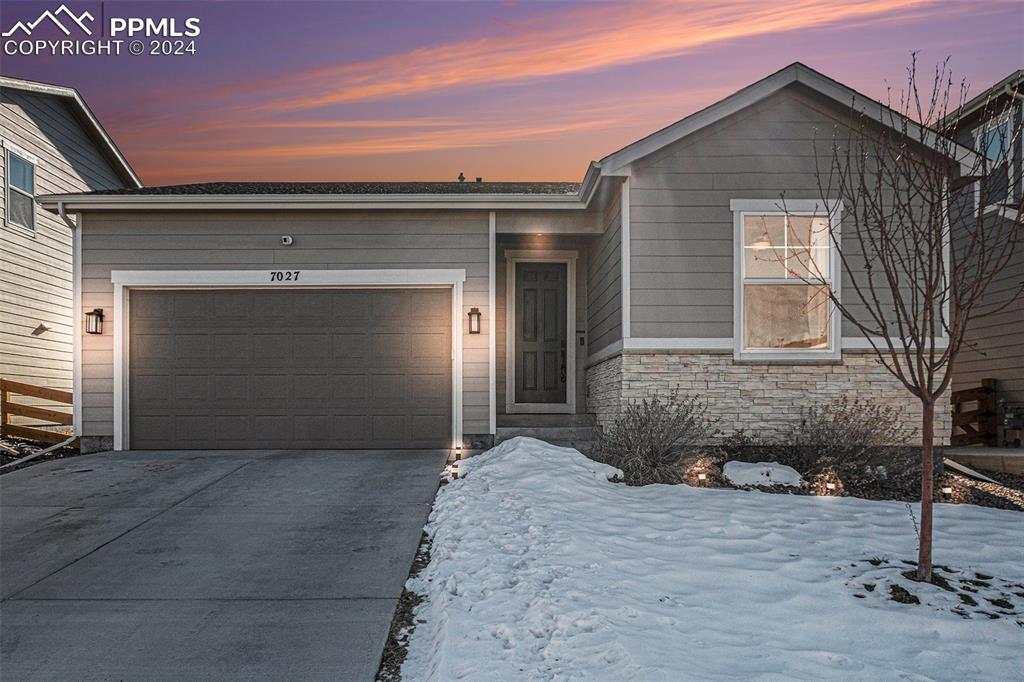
[85,308,104,334]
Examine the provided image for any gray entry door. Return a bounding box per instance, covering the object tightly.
[514,262,567,404]
[128,288,452,449]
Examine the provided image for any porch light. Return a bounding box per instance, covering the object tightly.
[85,308,104,335]
[468,307,482,334]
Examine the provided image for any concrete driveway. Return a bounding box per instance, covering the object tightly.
[0,448,447,681]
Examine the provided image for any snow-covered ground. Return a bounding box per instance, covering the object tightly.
[402,438,1022,681]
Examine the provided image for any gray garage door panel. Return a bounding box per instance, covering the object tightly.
[129,289,452,449]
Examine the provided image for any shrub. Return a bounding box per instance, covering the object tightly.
[762,396,934,497]
[596,394,715,485]
[774,397,905,465]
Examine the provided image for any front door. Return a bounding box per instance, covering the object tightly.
[514,261,567,405]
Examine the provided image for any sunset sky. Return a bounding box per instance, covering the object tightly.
[2,0,1022,186]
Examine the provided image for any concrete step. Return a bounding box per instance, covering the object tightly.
[495,425,602,442]
[496,413,598,427]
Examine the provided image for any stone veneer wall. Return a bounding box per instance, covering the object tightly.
[585,352,951,445]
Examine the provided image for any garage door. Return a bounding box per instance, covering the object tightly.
[128,288,452,449]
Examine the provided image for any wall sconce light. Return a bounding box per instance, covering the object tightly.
[85,308,104,335]
[468,307,482,334]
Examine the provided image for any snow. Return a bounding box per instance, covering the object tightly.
[723,460,803,487]
[402,438,1022,681]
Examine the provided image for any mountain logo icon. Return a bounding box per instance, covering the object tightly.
[2,4,95,37]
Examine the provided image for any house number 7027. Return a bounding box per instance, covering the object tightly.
[270,271,300,282]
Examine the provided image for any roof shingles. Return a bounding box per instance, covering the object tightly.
[79,181,581,196]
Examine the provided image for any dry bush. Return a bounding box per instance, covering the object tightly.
[743,396,939,498]
[596,394,715,486]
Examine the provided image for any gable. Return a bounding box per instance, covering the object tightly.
[599,62,976,177]
[1,88,127,194]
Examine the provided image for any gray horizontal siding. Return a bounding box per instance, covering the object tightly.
[587,181,622,353]
[78,211,491,439]
[952,218,1024,403]
[629,83,926,341]
[1,88,125,397]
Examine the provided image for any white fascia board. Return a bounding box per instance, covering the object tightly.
[111,269,467,287]
[38,193,589,212]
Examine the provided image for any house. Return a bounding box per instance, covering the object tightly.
[943,70,1023,447]
[1,76,140,414]
[37,63,967,454]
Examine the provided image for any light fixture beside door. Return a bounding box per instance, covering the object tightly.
[85,308,104,334]
[467,307,482,334]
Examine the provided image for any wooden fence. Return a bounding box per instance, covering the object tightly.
[0,379,76,445]
[950,378,998,447]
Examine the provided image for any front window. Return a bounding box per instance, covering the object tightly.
[6,150,35,232]
[732,200,840,360]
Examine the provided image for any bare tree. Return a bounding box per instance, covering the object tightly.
[772,57,1022,581]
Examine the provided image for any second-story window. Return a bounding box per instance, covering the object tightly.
[6,149,35,232]
[974,116,1014,208]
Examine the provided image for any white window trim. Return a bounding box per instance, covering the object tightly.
[504,250,577,415]
[730,199,843,362]
[4,142,37,234]
[972,113,1016,210]
[109,268,466,451]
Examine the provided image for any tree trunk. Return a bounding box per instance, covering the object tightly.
[917,400,934,581]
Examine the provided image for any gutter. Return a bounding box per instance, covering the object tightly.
[39,192,593,212]
[40,163,605,213]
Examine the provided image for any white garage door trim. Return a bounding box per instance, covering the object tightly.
[110,269,466,451]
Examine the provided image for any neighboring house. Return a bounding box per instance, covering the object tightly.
[1,76,140,415]
[943,70,1023,446]
[39,63,968,454]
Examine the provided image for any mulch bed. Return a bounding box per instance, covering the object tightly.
[715,461,1024,512]
[376,532,433,682]
[0,435,82,476]
[939,470,1024,512]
